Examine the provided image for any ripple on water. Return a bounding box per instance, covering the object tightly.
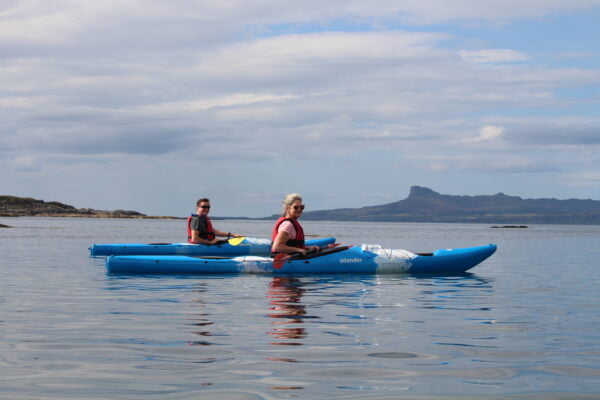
[368,352,419,358]
[534,365,600,378]
[428,367,517,379]
[295,366,417,379]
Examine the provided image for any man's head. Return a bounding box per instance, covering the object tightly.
[196,198,211,215]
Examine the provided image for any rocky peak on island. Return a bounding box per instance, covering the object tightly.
[408,186,440,197]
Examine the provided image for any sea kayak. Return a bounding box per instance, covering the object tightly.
[105,244,497,275]
[90,236,336,257]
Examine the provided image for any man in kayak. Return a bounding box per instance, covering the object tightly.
[271,193,320,256]
[187,198,242,245]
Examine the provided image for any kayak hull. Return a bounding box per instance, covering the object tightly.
[90,237,336,257]
[105,244,497,275]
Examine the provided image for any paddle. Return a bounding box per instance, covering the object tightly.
[272,253,293,269]
[272,248,321,269]
[229,237,332,248]
[272,245,351,269]
[227,236,246,246]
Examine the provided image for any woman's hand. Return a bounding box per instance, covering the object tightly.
[299,246,320,256]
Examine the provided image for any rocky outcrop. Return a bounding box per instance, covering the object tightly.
[0,195,176,219]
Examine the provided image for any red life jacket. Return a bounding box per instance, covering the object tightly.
[271,217,305,252]
[187,214,215,243]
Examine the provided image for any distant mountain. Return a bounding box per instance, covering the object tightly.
[296,186,600,224]
[0,195,173,219]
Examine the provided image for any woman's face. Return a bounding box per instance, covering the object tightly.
[287,199,305,219]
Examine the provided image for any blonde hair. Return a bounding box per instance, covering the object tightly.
[281,193,302,216]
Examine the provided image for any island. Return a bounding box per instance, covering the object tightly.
[292,186,600,225]
[0,195,178,219]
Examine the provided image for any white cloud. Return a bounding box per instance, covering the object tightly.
[475,125,505,142]
[459,49,530,64]
[0,2,77,43]
[137,93,301,115]
[5,1,599,50]
[11,154,41,171]
[190,31,449,88]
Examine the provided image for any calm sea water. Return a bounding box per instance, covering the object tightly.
[1,217,599,399]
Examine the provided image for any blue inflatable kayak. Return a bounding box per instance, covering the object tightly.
[105,244,496,275]
[90,236,336,257]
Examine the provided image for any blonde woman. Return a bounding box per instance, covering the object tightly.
[271,193,320,256]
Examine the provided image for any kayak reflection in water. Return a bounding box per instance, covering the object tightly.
[271,193,320,256]
[266,277,312,346]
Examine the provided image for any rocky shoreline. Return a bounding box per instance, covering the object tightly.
[0,195,180,219]
[0,213,181,219]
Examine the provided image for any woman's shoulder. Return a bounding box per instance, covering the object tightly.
[279,219,293,228]
[277,220,295,232]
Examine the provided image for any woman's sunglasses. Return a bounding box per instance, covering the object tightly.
[292,205,305,210]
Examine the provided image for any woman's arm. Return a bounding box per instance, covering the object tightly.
[272,230,307,255]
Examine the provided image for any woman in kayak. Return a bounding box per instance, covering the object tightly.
[188,198,243,245]
[271,193,320,256]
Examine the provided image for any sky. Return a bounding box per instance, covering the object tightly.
[1,0,599,218]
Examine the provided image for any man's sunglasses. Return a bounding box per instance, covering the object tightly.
[200,205,211,209]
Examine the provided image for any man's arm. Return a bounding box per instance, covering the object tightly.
[213,228,242,238]
[190,229,218,245]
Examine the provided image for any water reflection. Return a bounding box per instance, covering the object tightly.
[266,277,318,346]
[187,286,214,346]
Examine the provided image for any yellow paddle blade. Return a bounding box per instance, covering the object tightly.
[228,236,246,246]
